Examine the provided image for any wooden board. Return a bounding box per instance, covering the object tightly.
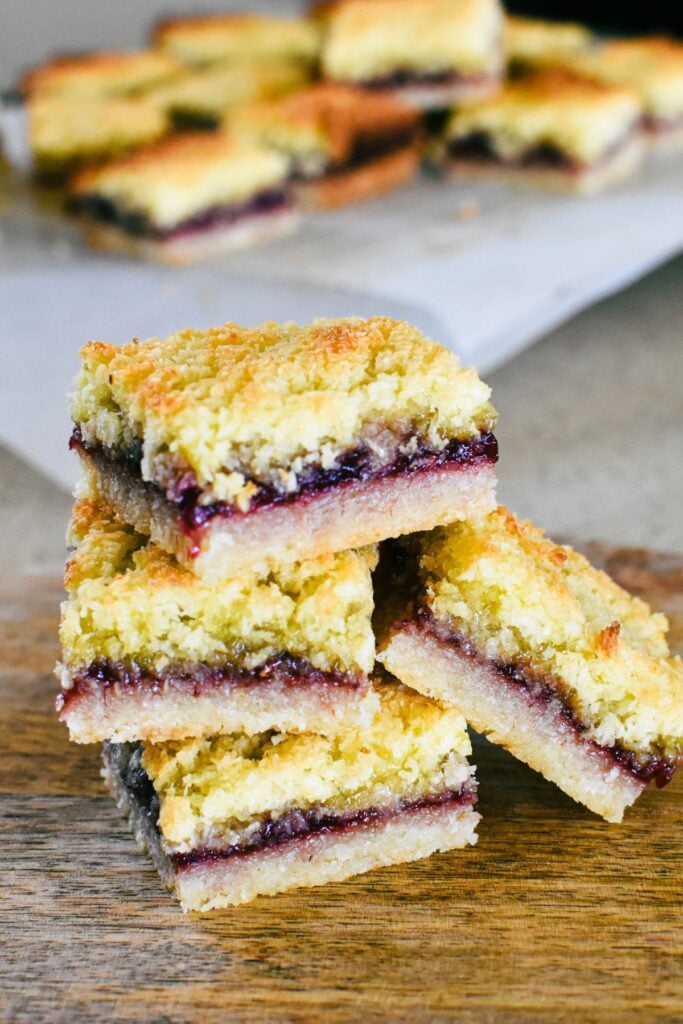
[2,546,682,1024]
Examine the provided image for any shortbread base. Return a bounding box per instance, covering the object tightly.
[84,451,496,579]
[294,146,418,209]
[78,207,299,265]
[59,670,378,743]
[103,746,480,910]
[379,626,646,823]
[351,74,501,111]
[449,133,643,195]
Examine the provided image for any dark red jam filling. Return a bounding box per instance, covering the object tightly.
[71,425,498,550]
[642,112,683,135]
[65,187,289,241]
[448,125,637,173]
[107,738,477,869]
[59,654,364,710]
[415,609,678,788]
[292,125,419,180]
[360,69,495,90]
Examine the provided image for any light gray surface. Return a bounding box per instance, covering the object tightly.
[2,253,681,576]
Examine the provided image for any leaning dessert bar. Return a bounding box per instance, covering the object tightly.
[378,507,683,822]
[57,484,378,743]
[103,679,480,909]
[67,132,296,264]
[70,316,497,578]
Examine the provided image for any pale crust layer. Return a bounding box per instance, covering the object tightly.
[294,145,418,208]
[379,627,646,823]
[59,673,378,744]
[360,73,500,110]
[77,208,298,265]
[449,132,643,195]
[85,450,496,578]
[103,751,479,910]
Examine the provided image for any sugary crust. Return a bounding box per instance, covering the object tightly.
[58,671,379,744]
[322,0,504,81]
[151,62,310,122]
[294,145,419,209]
[570,37,683,120]
[61,489,376,675]
[228,82,420,168]
[69,133,289,229]
[72,316,495,507]
[379,627,645,823]
[446,71,642,164]
[448,132,643,195]
[152,13,320,67]
[20,50,183,99]
[407,507,683,756]
[76,206,298,266]
[505,15,593,71]
[29,95,167,180]
[83,446,496,579]
[104,750,479,910]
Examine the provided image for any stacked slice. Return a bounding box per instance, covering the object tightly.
[59,316,495,909]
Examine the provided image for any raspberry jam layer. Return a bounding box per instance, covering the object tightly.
[59,654,365,712]
[414,609,678,788]
[71,426,498,545]
[448,126,637,173]
[359,69,497,91]
[66,187,289,241]
[106,740,477,870]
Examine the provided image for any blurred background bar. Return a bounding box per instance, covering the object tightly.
[508,1,683,34]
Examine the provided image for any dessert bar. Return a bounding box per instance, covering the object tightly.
[26,94,167,185]
[444,71,643,194]
[229,83,420,209]
[377,508,683,822]
[57,485,378,743]
[70,316,498,578]
[152,62,310,132]
[18,50,183,101]
[321,0,504,109]
[570,37,683,150]
[67,133,297,264]
[152,13,320,71]
[504,15,593,74]
[102,679,480,909]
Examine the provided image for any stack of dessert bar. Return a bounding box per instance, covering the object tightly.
[57,315,683,911]
[58,316,499,909]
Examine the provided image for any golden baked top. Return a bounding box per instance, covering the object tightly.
[69,133,289,229]
[20,50,183,99]
[71,316,496,507]
[446,71,641,163]
[152,13,320,68]
[570,37,683,119]
[142,680,473,851]
[151,61,310,120]
[505,15,592,70]
[414,507,683,754]
[29,94,167,167]
[322,0,504,81]
[228,83,419,173]
[60,487,376,675]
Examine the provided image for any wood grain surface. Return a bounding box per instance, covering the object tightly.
[1,547,682,1024]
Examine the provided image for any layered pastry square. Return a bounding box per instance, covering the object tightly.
[67,133,296,264]
[505,15,593,74]
[18,50,183,101]
[377,508,683,823]
[570,37,683,149]
[70,316,498,579]
[228,83,421,209]
[152,62,310,132]
[25,94,168,185]
[444,71,643,194]
[321,0,504,109]
[57,486,378,743]
[102,679,480,909]
[152,13,320,71]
